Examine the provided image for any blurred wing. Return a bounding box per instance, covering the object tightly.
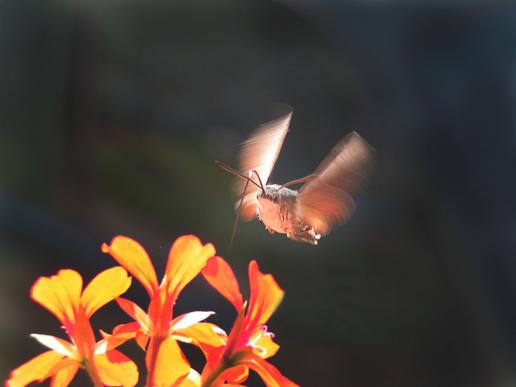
[295,132,372,235]
[234,110,292,220]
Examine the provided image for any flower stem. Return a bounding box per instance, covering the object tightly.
[145,335,166,387]
[84,360,103,387]
[201,358,229,387]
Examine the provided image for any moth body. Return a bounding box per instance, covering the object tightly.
[219,106,372,245]
[257,185,321,245]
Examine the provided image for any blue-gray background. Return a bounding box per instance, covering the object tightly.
[1,1,516,386]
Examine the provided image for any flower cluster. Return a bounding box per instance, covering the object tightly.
[6,235,297,387]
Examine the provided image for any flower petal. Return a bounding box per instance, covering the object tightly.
[170,311,214,331]
[135,331,150,351]
[220,365,249,384]
[110,322,138,336]
[202,256,243,312]
[72,311,97,358]
[102,236,159,297]
[247,261,284,329]
[31,269,83,326]
[164,235,215,301]
[50,363,79,387]
[101,322,141,351]
[81,267,132,318]
[6,350,64,387]
[95,349,139,387]
[180,368,202,387]
[245,358,298,387]
[174,322,227,348]
[102,323,149,351]
[253,333,280,359]
[94,339,108,355]
[30,334,77,358]
[152,336,190,386]
[116,297,150,330]
[175,323,227,370]
[47,358,77,378]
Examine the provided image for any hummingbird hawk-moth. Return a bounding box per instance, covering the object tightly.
[216,107,372,246]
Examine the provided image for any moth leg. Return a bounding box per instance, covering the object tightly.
[280,174,316,189]
[290,223,319,245]
[228,170,254,251]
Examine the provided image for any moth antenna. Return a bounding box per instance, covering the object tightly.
[229,171,253,252]
[215,160,262,189]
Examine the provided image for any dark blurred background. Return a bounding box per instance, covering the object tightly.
[2,1,516,386]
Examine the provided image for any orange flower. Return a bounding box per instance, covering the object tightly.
[200,257,298,387]
[6,267,138,387]
[101,235,222,386]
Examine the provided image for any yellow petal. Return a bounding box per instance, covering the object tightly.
[164,235,215,300]
[152,336,190,386]
[46,357,77,378]
[6,350,64,387]
[50,363,79,387]
[247,261,284,328]
[95,349,139,387]
[102,236,159,297]
[174,322,226,348]
[178,368,202,387]
[202,256,243,312]
[31,269,83,326]
[253,333,279,359]
[174,323,227,373]
[81,267,132,317]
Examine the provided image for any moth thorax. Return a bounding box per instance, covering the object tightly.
[256,185,297,235]
[259,184,297,202]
